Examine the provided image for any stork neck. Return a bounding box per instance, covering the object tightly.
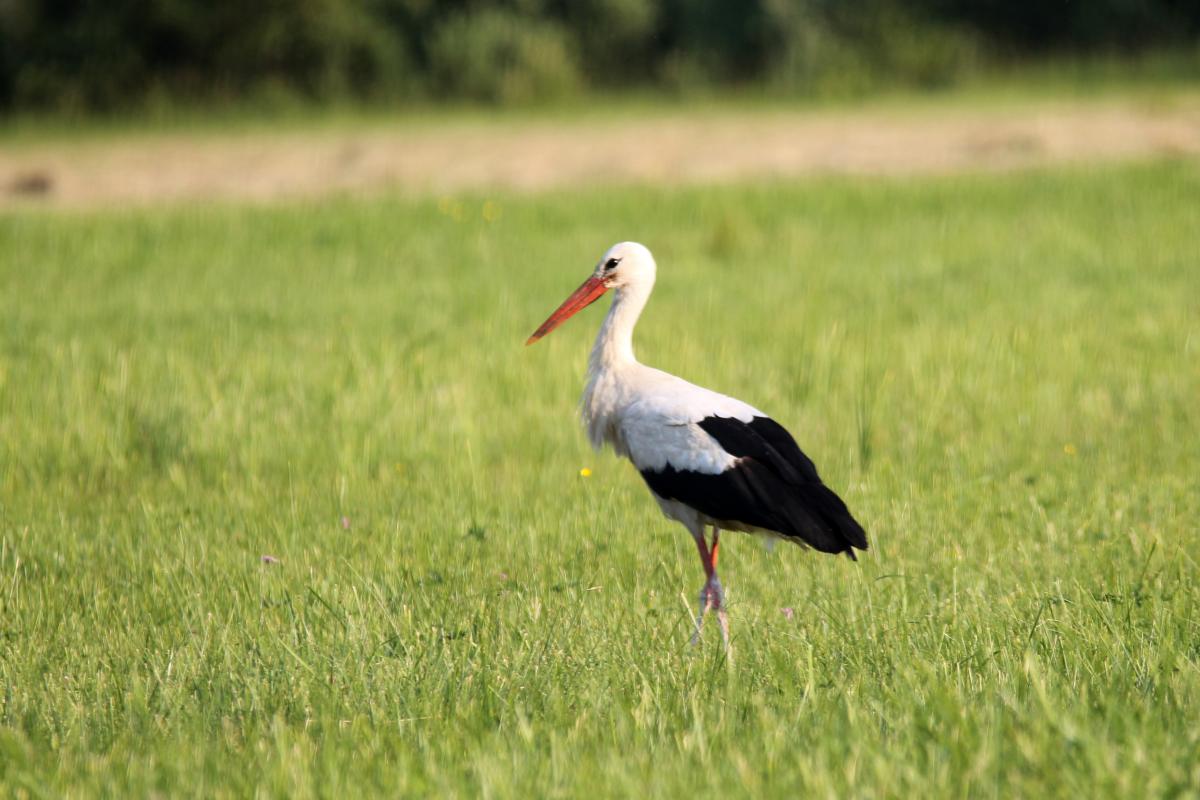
[590,282,650,372]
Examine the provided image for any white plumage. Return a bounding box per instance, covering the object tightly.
[600,371,758,474]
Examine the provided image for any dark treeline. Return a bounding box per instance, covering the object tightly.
[2,0,1199,112]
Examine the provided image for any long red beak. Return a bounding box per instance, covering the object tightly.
[526,276,609,345]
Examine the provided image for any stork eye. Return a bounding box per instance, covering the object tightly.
[604,258,621,271]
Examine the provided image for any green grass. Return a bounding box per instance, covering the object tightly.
[2,160,1199,797]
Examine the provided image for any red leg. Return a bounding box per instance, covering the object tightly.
[693,531,715,579]
[690,527,714,644]
[709,528,730,650]
[690,526,730,652]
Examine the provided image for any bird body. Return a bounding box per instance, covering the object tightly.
[528,242,867,647]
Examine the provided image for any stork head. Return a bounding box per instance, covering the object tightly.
[526,242,656,345]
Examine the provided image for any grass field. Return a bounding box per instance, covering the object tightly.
[1,159,1199,796]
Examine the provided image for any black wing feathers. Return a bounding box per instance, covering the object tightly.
[699,416,820,483]
[641,415,868,557]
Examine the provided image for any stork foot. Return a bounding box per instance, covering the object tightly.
[690,576,730,651]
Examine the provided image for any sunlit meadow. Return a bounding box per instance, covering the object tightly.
[1,160,1198,796]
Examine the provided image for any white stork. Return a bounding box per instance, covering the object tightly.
[527,242,868,647]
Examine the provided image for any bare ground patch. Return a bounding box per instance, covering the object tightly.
[3,94,1200,209]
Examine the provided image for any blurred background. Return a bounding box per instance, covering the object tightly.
[3,0,1199,113]
[4,0,1200,208]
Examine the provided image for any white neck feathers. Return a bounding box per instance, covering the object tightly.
[588,281,651,374]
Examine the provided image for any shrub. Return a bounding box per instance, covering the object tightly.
[765,0,982,94]
[566,0,659,85]
[0,0,412,112]
[426,10,580,104]
[1,0,1197,112]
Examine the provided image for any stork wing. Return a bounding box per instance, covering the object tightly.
[623,403,868,557]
